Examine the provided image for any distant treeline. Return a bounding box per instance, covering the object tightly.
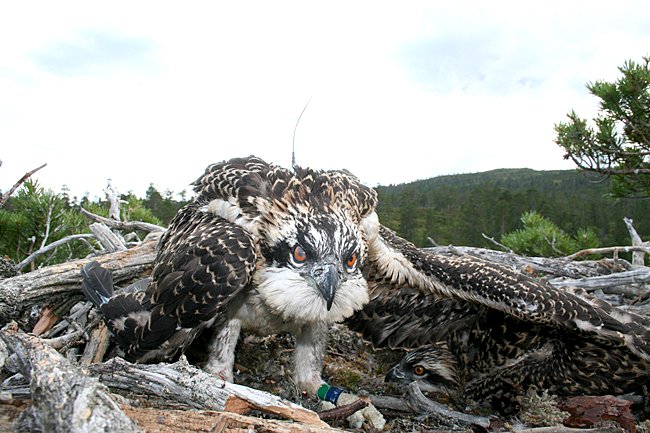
[141,168,650,249]
[3,169,648,270]
[375,168,650,248]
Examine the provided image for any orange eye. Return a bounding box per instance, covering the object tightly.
[292,244,307,264]
[413,366,425,376]
[346,252,358,270]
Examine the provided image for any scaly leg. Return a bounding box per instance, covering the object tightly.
[293,321,328,395]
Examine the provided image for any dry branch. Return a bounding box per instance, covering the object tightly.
[121,406,346,433]
[0,323,141,433]
[80,208,166,233]
[88,356,328,427]
[426,245,631,279]
[369,383,490,428]
[79,322,111,366]
[624,217,647,266]
[317,399,368,421]
[15,233,96,272]
[565,246,650,261]
[0,232,161,323]
[89,222,126,252]
[512,426,624,433]
[0,163,47,208]
[549,268,650,292]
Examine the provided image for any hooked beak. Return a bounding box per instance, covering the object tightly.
[311,263,340,311]
[385,365,406,383]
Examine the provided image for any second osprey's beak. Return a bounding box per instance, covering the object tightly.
[385,365,406,382]
[312,263,340,311]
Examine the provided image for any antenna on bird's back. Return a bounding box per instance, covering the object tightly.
[292,97,312,170]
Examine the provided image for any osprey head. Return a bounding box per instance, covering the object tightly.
[255,207,370,324]
[385,343,461,396]
[198,158,377,325]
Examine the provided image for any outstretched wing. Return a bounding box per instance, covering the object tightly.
[346,286,480,349]
[100,202,257,362]
[363,223,650,360]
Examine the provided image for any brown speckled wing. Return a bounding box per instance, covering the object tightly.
[191,155,377,224]
[370,225,650,360]
[101,202,257,362]
[346,287,479,349]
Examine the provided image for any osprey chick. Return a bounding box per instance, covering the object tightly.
[349,229,650,411]
[83,155,650,418]
[82,156,377,395]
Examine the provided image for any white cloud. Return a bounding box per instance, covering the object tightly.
[0,1,649,199]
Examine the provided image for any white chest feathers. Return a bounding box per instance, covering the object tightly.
[236,267,369,333]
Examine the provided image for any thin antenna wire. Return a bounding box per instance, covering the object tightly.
[292,97,312,169]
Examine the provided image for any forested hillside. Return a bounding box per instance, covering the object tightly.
[375,168,650,248]
[3,168,649,270]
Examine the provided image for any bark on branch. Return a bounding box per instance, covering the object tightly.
[0,323,141,433]
[88,357,327,427]
[0,163,47,208]
[15,234,97,272]
[0,232,161,323]
[369,382,491,428]
[80,208,166,233]
[426,245,631,279]
[549,268,650,291]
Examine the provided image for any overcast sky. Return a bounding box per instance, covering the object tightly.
[1,1,649,201]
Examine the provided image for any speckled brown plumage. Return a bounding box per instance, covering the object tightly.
[82,155,649,408]
[82,156,377,395]
[349,226,650,410]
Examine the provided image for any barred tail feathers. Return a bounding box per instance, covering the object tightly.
[81,261,115,308]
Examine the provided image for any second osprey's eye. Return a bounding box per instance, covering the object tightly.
[292,244,308,264]
[413,365,426,376]
[345,252,358,270]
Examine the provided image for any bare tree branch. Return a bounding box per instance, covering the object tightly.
[565,245,650,261]
[88,357,327,426]
[0,232,160,323]
[89,223,126,252]
[80,207,166,232]
[0,323,141,433]
[623,217,647,266]
[0,163,47,208]
[481,233,513,253]
[369,383,490,428]
[15,233,96,272]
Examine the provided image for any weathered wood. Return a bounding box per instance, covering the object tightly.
[79,322,110,366]
[425,245,631,279]
[549,268,650,292]
[369,383,490,428]
[15,233,97,272]
[512,426,624,433]
[0,232,161,323]
[0,323,141,433]
[0,163,47,208]
[80,208,166,233]
[89,222,127,252]
[121,406,347,433]
[566,246,650,261]
[88,357,328,427]
[105,179,122,222]
[624,217,647,267]
[318,399,368,421]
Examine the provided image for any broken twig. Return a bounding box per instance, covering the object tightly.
[318,399,368,421]
[0,163,47,208]
[80,208,166,233]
